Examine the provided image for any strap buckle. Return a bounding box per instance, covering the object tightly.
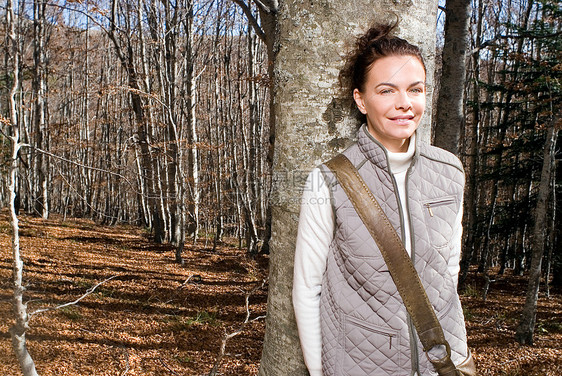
[426,342,457,375]
[425,340,452,363]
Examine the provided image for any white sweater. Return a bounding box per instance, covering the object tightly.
[292,137,462,376]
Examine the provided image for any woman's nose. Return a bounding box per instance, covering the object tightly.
[395,92,412,110]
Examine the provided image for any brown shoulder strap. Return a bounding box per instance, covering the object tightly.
[325,153,459,376]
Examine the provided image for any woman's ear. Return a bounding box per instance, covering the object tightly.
[353,88,367,114]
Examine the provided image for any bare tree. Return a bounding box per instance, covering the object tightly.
[6,0,39,373]
[458,0,485,289]
[230,0,278,253]
[182,0,200,245]
[31,0,50,219]
[515,123,559,344]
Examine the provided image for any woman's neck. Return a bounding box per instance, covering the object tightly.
[386,133,415,174]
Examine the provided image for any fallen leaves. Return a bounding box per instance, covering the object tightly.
[1,211,560,375]
[1,212,267,376]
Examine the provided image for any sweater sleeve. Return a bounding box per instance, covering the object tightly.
[293,168,334,376]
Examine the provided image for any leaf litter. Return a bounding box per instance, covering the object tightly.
[1,211,560,375]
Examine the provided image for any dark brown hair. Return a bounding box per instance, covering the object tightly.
[339,21,426,99]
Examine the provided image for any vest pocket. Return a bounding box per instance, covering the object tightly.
[342,315,401,375]
[421,196,458,249]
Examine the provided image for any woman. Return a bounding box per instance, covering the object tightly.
[293,23,470,376]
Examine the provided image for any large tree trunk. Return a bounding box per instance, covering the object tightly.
[433,0,471,154]
[515,125,558,345]
[258,1,438,374]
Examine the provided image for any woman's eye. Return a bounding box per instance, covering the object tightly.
[379,89,393,94]
[410,87,424,93]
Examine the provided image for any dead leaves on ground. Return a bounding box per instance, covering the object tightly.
[1,212,561,375]
[1,212,267,375]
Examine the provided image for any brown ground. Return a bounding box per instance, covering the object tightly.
[1,212,561,375]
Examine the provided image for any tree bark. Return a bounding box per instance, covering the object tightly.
[458,0,484,289]
[32,0,49,219]
[433,0,471,154]
[6,0,39,373]
[515,125,558,345]
[183,0,200,241]
[259,1,438,374]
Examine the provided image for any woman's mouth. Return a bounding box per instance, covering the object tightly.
[389,115,415,124]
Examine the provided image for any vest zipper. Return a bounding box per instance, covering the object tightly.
[405,165,420,376]
[424,197,456,217]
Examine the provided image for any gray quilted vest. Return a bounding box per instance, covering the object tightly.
[318,126,468,376]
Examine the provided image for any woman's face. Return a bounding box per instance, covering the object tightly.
[353,55,426,153]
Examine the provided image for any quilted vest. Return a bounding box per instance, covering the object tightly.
[318,125,468,376]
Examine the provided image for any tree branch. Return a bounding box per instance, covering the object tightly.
[20,144,136,185]
[29,276,118,319]
[230,0,267,43]
[208,279,267,376]
[253,0,277,13]
[472,31,562,55]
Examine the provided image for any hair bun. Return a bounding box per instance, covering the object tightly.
[338,19,425,122]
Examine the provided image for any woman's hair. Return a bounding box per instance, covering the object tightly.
[339,21,426,98]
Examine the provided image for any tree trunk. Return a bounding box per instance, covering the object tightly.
[259,1,438,374]
[458,0,484,289]
[514,178,532,276]
[32,0,49,219]
[183,1,200,240]
[7,0,39,373]
[250,1,278,255]
[433,0,471,154]
[543,172,555,297]
[515,125,558,345]
[107,0,165,242]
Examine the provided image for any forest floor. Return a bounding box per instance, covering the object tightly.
[1,212,561,376]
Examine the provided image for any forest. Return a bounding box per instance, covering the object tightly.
[1,0,560,375]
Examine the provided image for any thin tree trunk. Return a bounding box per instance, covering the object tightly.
[32,0,48,219]
[7,0,39,373]
[183,1,200,241]
[107,0,165,242]
[514,178,533,275]
[544,171,555,298]
[515,125,558,345]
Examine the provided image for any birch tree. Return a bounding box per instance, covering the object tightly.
[6,0,39,373]
[32,0,50,219]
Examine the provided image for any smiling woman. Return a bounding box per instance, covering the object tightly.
[353,55,426,152]
[292,22,474,376]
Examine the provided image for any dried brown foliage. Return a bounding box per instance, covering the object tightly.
[1,212,560,375]
[462,269,562,375]
[0,211,267,375]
